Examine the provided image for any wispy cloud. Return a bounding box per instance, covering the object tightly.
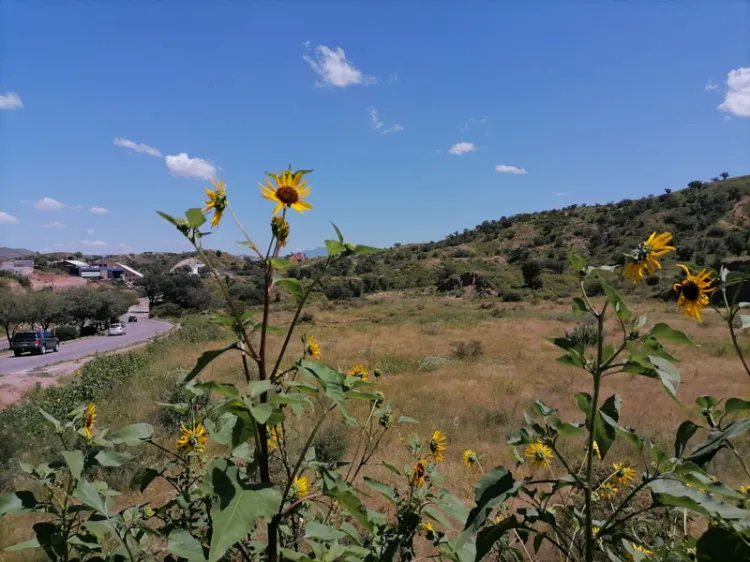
[44,221,66,228]
[388,73,398,83]
[495,164,527,174]
[705,80,719,92]
[89,207,110,214]
[460,117,487,133]
[553,192,569,197]
[86,228,95,235]
[303,45,376,88]
[117,242,133,251]
[449,142,477,155]
[165,153,217,180]
[719,67,750,117]
[113,137,162,157]
[82,240,107,247]
[0,211,20,224]
[0,92,23,110]
[367,107,403,134]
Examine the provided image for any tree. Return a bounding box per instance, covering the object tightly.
[0,287,28,345]
[687,180,703,189]
[521,259,543,289]
[664,188,672,194]
[136,273,170,308]
[711,176,720,182]
[720,172,730,180]
[28,289,67,330]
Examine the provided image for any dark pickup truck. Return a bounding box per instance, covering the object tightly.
[10,330,60,356]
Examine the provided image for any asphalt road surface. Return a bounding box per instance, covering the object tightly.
[0,302,172,375]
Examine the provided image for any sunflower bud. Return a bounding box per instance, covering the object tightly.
[379,412,393,429]
[271,216,290,247]
[372,391,385,406]
[374,368,383,378]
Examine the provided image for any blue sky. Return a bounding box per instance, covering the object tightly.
[1,2,749,255]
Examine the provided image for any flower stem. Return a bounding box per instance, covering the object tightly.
[585,312,605,562]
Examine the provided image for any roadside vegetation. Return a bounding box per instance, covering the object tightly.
[1,168,749,562]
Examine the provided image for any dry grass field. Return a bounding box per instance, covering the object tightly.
[2,291,749,560]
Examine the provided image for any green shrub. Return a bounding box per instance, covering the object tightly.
[565,322,598,348]
[501,291,522,302]
[55,325,79,341]
[450,339,484,360]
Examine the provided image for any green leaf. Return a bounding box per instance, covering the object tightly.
[325,239,345,256]
[696,526,750,562]
[398,415,419,424]
[249,403,274,424]
[299,361,355,425]
[208,460,281,562]
[180,344,236,384]
[739,315,750,331]
[568,249,588,272]
[364,477,397,503]
[637,355,681,400]
[185,207,206,228]
[331,222,344,243]
[725,397,750,414]
[270,258,293,270]
[109,423,154,446]
[95,451,133,468]
[687,419,750,467]
[168,529,207,561]
[274,277,304,303]
[248,379,274,398]
[305,522,346,541]
[5,538,41,552]
[131,468,160,492]
[557,422,585,437]
[73,478,106,514]
[157,210,178,226]
[594,394,621,460]
[475,516,520,561]
[194,381,240,397]
[599,276,631,321]
[675,421,700,458]
[695,395,720,410]
[648,479,749,519]
[353,245,381,255]
[458,467,519,548]
[572,297,588,317]
[157,402,190,414]
[0,491,39,516]
[38,408,61,430]
[649,323,695,346]
[62,450,85,480]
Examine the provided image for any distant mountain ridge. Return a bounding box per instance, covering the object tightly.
[0,247,34,259]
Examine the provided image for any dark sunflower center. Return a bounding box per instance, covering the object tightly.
[682,281,700,302]
[535,452,546,461]
[276,186,299,205]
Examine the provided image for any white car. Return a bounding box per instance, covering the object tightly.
[108,323,127,336]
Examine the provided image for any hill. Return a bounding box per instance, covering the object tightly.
[286,175,750,301]
[0,247,34,260]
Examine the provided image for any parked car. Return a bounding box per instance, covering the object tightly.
[128,315,138,323]
[11,330,60,356]
[108,323,127,336]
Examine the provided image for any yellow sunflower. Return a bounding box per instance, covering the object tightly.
[673,264,716,322]
[306,335,321,360]
[202,179,227,228]
[623,232,675,284]
[524,441,554,470]
[592,441,601,461]
[428,430,447,462]
[83,402,97,439]
[267,426,280,451]
[598,482,618,501]
[346,364,368,381]
[293,475,310,498]
[177,422,208,454]
[411,459,427,488]
[613,462,636,486]
[463,449,479,470]
[420,521,437,540]
[629,543,654,560]
[260,168,313,215]
[740,485,750,495]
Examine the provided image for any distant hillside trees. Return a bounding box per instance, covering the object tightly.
[136,271,218,316]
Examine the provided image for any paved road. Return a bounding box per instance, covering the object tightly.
[0,302,172,375]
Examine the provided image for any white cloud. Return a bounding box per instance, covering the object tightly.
[34,197,66,210]
[44,221,65,228]
[368,107,383,129]
[0,211,19,224]
[0,92,22,110]
[495,164,527,174]
[37,248,51,253]
[82,240,107,247]
[719,67,750,117]
[89,207,110,214]
[117,242,133,250]
[460,117,487,132]
[303,45,376,88]
[383,124,404,134]
[165,153,217,180]
[388,73,398,83]
[86,228,95,235]
[449,142,477,155]
[113,137,162,157]
[705,80,719,92]
[553,192,569,197]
